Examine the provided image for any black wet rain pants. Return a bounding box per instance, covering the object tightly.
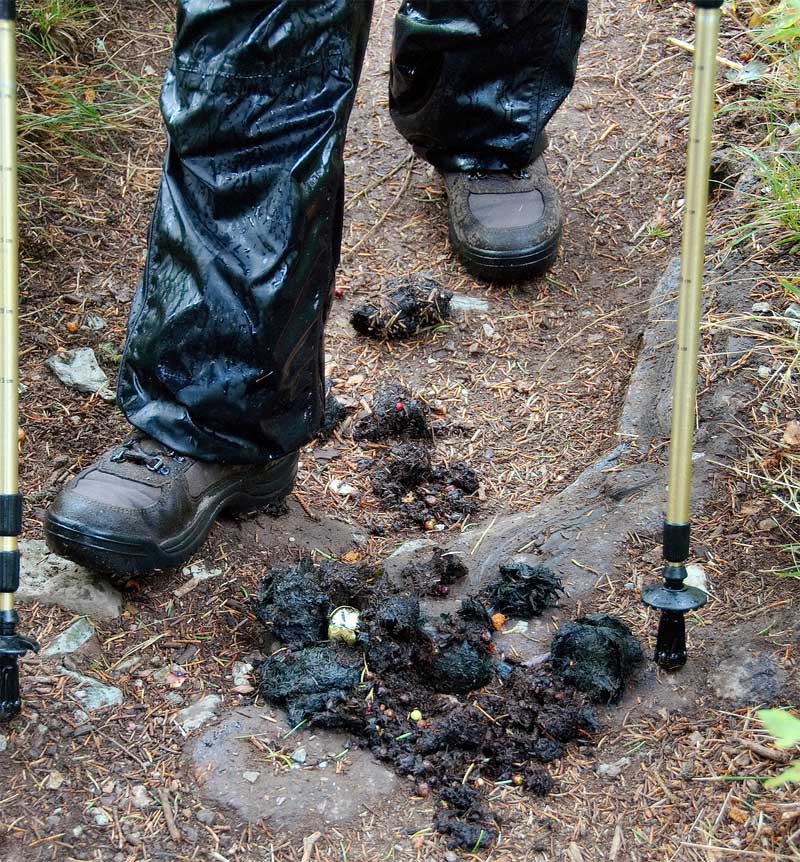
[117,0,587,463]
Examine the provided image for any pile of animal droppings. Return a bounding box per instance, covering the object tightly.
[253,555,642,849]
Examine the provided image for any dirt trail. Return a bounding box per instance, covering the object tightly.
[3,2,798,861]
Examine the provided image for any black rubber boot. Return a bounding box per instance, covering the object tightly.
[443,149,562,281]
[44,436,298,582]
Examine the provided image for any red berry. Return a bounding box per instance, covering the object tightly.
[395,402,405,412]
[334,287,345,298]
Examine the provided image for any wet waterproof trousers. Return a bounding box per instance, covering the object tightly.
[117,0,587,464]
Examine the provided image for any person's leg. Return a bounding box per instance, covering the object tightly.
[44,0,373,578]
[390,0,587,280]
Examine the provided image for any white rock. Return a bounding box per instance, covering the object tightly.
[330,478,355,497]
[17,540,123,620]
[231,661,253,688]
[131,784,153,809]
[751,301,772,314]
[177,695,222,733]
[62,670,123,713]
[242,771,260,784]
[684,564,708,594]
[93,810,111,827]
[85,313,107,331]
[290,747,307,764]
[757,365,772,379]
[46,770,65,790]
[181,563,223,581]
[41,617,96,657]
[450,295,490,314]
[597,756,631,779]
[0,733,6,752]
[45,347,115,401]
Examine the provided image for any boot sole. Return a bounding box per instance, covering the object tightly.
[451,225,562,283]
[43,463,296,584]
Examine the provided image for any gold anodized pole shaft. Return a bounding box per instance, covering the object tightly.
[666,7,720,528]
[0,18,18,615]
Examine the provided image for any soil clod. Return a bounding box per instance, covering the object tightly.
[350,275,452,340]
[550,613,643,704]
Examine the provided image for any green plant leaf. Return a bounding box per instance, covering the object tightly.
[765,760,800,789]
[758,708,800,749]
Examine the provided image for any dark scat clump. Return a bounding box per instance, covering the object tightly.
[259,646,362,727]
[428,638,494,695]
[434,786,499,851]
[350,275,452,340]
[353,384,432,442]
[550,613,644,704]
[252,559,330,647]
[482,562,564,617]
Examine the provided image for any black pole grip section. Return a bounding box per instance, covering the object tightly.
[663,522,690,563]
[0,495,22,536]
[0,654,21,721]
[694,0,723,7]
[0,0,15,21]
[0,552,19,591]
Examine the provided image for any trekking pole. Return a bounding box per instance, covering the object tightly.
[0,0,38,722]
[642,0,723,670]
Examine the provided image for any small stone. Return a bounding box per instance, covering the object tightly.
[445,853,459,862]
[450,294,490,314]
[783,420,800,447]
[17,540,123,620]
[751,301,772,314]
[290,747,307,764]
[164,692,184,705]
[131,784,153,809]
[482,322,496,338]
[242,771,260,784]
[45,347,114,401]
[231,661,253,688]
[62,670,123,713]
[176,695,222,733]
[72,826,84,838]
[757,365,771,379]
[684,564,708,594]
[0,734,6,752]
[196,809,215,825]
[93,810,111,827]
[85,313,107,331]
[41,617,96,657]
[181,563,223,581]
[757,517,778,531]
[46,769,65,790]
[330,478,356,497]
[597,756,631,779]
[351,532,368,547]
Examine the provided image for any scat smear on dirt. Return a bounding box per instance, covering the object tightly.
[255,558,639,847]
[350,275,452,340]
[371,443,479,528]
[400,546,468,597]
[550,613,644,704]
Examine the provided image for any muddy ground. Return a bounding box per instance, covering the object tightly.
[2,1,799,861]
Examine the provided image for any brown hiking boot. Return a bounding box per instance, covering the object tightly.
[444,151,562,282]
[44,435,298,582]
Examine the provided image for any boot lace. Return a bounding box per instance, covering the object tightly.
[109,437,187,475]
